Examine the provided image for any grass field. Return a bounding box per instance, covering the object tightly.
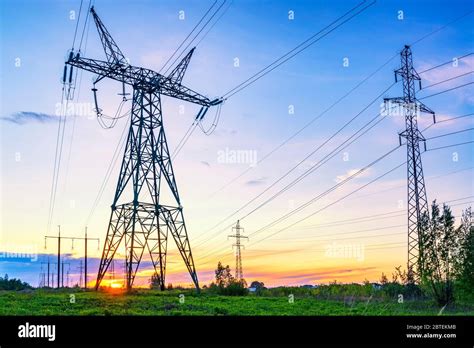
[1,289,473,316]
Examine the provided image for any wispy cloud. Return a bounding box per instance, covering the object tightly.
[1,111,58,125]
[335,168,372,183]
[245,176,268,186]
[418,55,474,103]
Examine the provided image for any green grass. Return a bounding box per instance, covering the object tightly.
[1,289,473,316]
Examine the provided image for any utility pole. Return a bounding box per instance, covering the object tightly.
[78,260,84,288]
[45,226,62,288]
[44,227,99,289]
[110,259,115,280]
[384,45,435,281]
[64,7,222,292]
[228,220,248,281]
[47,257,50,287]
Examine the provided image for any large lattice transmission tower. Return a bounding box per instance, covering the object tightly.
[384,45,435,280]
[65,7,222,291]
[228,220,248,281]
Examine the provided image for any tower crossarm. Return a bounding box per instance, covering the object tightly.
[67,55,221,107]
[384,96,435,115]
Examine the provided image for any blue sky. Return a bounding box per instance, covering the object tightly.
[0,0,473,287]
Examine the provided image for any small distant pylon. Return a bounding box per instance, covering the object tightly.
[228,220,248,281]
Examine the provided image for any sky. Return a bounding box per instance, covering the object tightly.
[0,0,473,288]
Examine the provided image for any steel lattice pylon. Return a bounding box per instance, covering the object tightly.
[384,45,435,280]
[228,220,248,281]
[65,7,222,291]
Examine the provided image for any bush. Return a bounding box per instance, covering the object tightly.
[0,274,32,290]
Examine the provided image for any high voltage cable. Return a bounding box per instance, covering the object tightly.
[246,142,474,247]
[47,0,95,232]
[425,127,474,140]
[85,120,130,226]
[194,83,396,246]
[426,140,474,152]
[47,89,68,233]
[195,104,391,247]
[71,0,84,49]
[221,0,375,99]
[194,0,233,47]
[208,57,400,200]
[246,161,406,247]
[346,166,474,202]
[207,11,474,200]
[159,0,219,74]
[167,1,230,159]
[410,10,474,47]
[196,200,472,265]
[418,52,473,74]
[418,82,474,100]
[196,148,404,261]
[174,0,369,163]
[60,1,95,222]
[197,141,473,262]
[420,112,474,132]
[294,195,472,231]
[78,0,93,50]
[163,0,228,76]
[248,145,402,239]
[422,71,473,89]
[198,242,408,267]
[273,225,406,241]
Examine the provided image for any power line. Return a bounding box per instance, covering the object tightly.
[71,0,84,49]
[425,127,474,140]
[273,225,406,242]
[159,0,219,74]
[418,82,474,100]
[166,1,231,159]
[292,195,473,232]
[245,142,474,248]
[60,1,95,222]
[207,10,473,201]
[47,0,95,232]
[418,52,473,74]
[422,71,473,90]
[426,140,474,152]
[410,8,473,47]
[420,112,474,132]
[195,200,474,264]
[194,0,233,47]
[248,145,402,239]
[221,0,375,99]
[163,0,228,76]
[78,0,93,50]
[196,148,404,262]
[246,161,406,247]
[85,119,130,226]
[194,83,396,246]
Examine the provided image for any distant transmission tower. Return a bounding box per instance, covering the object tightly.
[65,7,222,291]
[228,220,248,281]
[384,45,435,280]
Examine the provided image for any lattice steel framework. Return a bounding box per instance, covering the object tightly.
[384,45,435,280]
[228,220,248,281]
[66,7,221,291]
